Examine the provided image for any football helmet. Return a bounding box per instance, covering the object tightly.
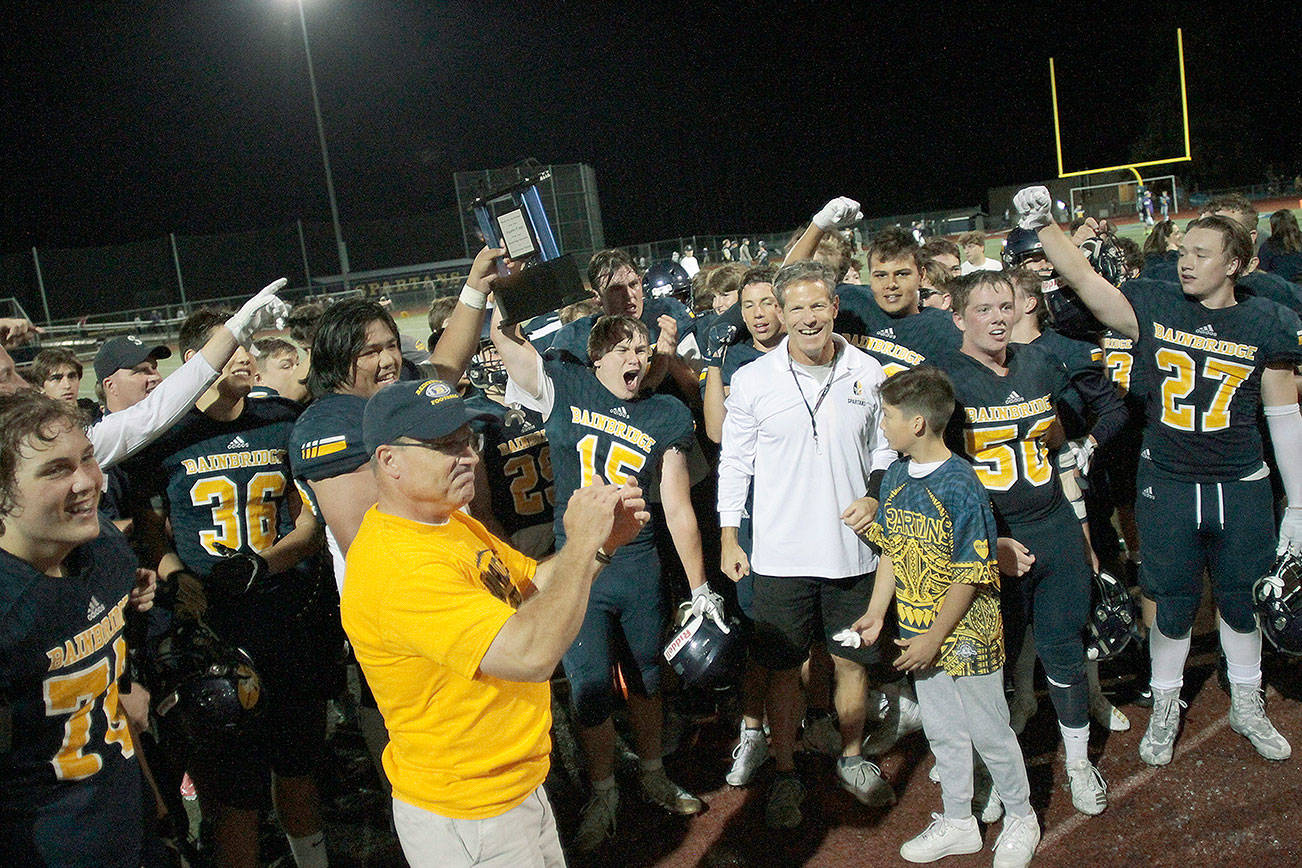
[1080,234,1128,287]
[147,619,263,742]
[468,322,508,393]
[1084,568,1142,661]
[1254,553,1302,656]
[664,608,744,690]
[1001,227,1048,270]
[643,261,692,305]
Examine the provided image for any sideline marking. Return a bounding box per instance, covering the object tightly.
[1039,686,1285,853]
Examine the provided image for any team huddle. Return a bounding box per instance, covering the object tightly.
[1,186,1300,868]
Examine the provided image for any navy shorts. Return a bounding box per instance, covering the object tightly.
[1135,466,1276,636]
[1003,501,1091,688]
[176,610,329,810]
[562,545,666,727]
[750,571,896,682]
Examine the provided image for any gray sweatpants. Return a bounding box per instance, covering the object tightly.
[914,666,1033,820]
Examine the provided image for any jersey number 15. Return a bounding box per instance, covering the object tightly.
[576,434,647,487]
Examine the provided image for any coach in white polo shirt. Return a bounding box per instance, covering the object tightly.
[718,260,897,828]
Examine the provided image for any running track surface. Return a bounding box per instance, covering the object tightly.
[556,641,1302,868]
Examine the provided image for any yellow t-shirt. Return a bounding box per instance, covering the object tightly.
[341,506,546,819]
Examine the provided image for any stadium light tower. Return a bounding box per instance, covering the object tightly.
[293,0,350,290]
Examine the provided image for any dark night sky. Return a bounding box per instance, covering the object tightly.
[2,0,1298,254]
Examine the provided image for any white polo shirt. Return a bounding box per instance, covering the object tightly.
[718,335,894,578]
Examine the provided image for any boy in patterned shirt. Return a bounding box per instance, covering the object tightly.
[853,366,1038,868]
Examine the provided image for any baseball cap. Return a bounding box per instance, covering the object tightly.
[362,379,494,455]
[94,336,172,381]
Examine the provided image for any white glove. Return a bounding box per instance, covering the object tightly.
[832,627,863,649]
[1067,436,1097,477]
[813,196,863,232]
[225,278,290,345]
[1278,507,1302,556]
[690,584,730,633]
[1014,186,1054,232]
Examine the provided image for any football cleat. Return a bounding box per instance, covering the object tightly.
[726,725,769,786]
[1065,760,1108,815]
[1139,687,1185,766]
[1228,684,1292,761]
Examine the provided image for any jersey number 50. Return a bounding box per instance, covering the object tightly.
[965,418,1054,491]
[576,434,647,487]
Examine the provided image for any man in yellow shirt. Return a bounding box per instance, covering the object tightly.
[342,378,649,867]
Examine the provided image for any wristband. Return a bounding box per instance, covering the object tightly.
[595,548,613,566]
[459,283,488,310]
[865,468,886,502]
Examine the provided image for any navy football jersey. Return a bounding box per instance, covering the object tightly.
[1140,250,1178,283]
[1239,269,1302,317]
[1102,329,1140,399]
[1122,278,1302,480]
[131,398,303,579]
[464,394,555,537]
[858,307,963,377]
[941,344,1070,524]
[288,391,370,518]
[1141,254,1302,316]
[719,341,766,388]
[834,282,890,344]
[541,358,694,550]
[547,297,696,364]
[0,518,142,867]
[1026,328,1125,444]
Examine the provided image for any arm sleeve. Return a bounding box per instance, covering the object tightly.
[717,374,757,527]
[1265,404,1302,507]
[503,354,556,419]
[89,352,220,470]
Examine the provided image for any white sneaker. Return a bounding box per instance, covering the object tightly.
[575,785,618,853]
[863,683,924,755]
[1229,684,1292,761]
[1065,759,1108,815]
[1139,687,1184,766]
[726,726,769,786]
[1089,691,1131,732]
[1008,692,1037,736]
[837,756,895,807]
[992,812,1040,868]
[899,813,982,863]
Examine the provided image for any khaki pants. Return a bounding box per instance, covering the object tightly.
[392,787,566,868]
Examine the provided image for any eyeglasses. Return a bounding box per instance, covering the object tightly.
[389,431,484,456]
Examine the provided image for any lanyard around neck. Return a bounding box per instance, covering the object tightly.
[788,351,837,447]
